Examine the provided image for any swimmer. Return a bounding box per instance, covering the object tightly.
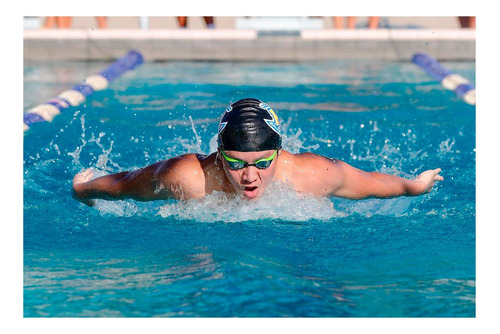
[72,98,443,206]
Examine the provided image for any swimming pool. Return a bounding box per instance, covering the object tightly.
[23,58,475,317]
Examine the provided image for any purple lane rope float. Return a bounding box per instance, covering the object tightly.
[412,53,475,106]
[23,50,144,132]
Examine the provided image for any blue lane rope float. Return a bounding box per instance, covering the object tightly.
[412,53,475,106]
[23,50,144,132]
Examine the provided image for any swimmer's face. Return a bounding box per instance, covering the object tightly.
[220,149,279,201]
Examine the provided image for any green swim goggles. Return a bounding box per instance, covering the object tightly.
[221,150,278,170]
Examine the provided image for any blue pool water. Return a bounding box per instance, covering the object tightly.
[23,59,475,317]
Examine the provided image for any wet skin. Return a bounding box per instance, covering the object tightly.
[72,148,443,206]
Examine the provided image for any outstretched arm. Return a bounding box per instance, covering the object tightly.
[72,163,169,206]
[291,153,443,199]
[331,160,443,199]
[71,155,205,206]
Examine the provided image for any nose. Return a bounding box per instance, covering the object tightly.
[241,166,258,183]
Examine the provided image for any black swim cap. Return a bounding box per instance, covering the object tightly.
[217,98,282,152]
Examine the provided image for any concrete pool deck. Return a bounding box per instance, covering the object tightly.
[23,29,475,62]
[23,17,475,62]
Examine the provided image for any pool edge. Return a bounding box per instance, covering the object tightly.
[23,29,475,62]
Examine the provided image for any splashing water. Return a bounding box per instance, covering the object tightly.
[158,181,345,223]
[65,107,441,221]
[67,114,87,165]
[78,119,349,222]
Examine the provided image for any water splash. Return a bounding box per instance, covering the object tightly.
[333,196,414,218]
[93,199,139,217]
[183,116,203,153]
[208,134,218,153]
[280,117,320,153]
[67,114,122,173]
[438,138,456,155]
[67,114,87,165]
[88,132,121,172]
[158,181,344,222]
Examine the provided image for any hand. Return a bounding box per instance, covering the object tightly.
[73,168,94,185]
[72,169,96,206]
[415,168,444,194]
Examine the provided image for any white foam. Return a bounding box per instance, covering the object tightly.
[94,199,139,217]
[158,181,344,223]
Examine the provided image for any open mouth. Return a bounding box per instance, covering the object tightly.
[242,186,259,199]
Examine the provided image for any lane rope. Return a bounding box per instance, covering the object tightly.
[24,50,144,132]
[412,53,475,105]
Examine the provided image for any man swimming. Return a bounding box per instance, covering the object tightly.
[72,98,443,206]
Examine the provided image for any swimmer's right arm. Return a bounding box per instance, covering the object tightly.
[71,155,205,206]
[71,165,165,206]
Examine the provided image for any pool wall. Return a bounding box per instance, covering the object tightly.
[23,29,475,61]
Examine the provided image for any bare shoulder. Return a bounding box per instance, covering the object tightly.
[276,150,344,196]
[278,150,341,172]
[153,153,203,177]
[153,153,207,199]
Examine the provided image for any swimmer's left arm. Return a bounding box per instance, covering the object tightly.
[321,159,443,199]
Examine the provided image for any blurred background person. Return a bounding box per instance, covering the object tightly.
[458,16,475,28]
[333,16,380,29]
[177,16,215,29]
[44,16,107,29]
[44,16,72,28]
